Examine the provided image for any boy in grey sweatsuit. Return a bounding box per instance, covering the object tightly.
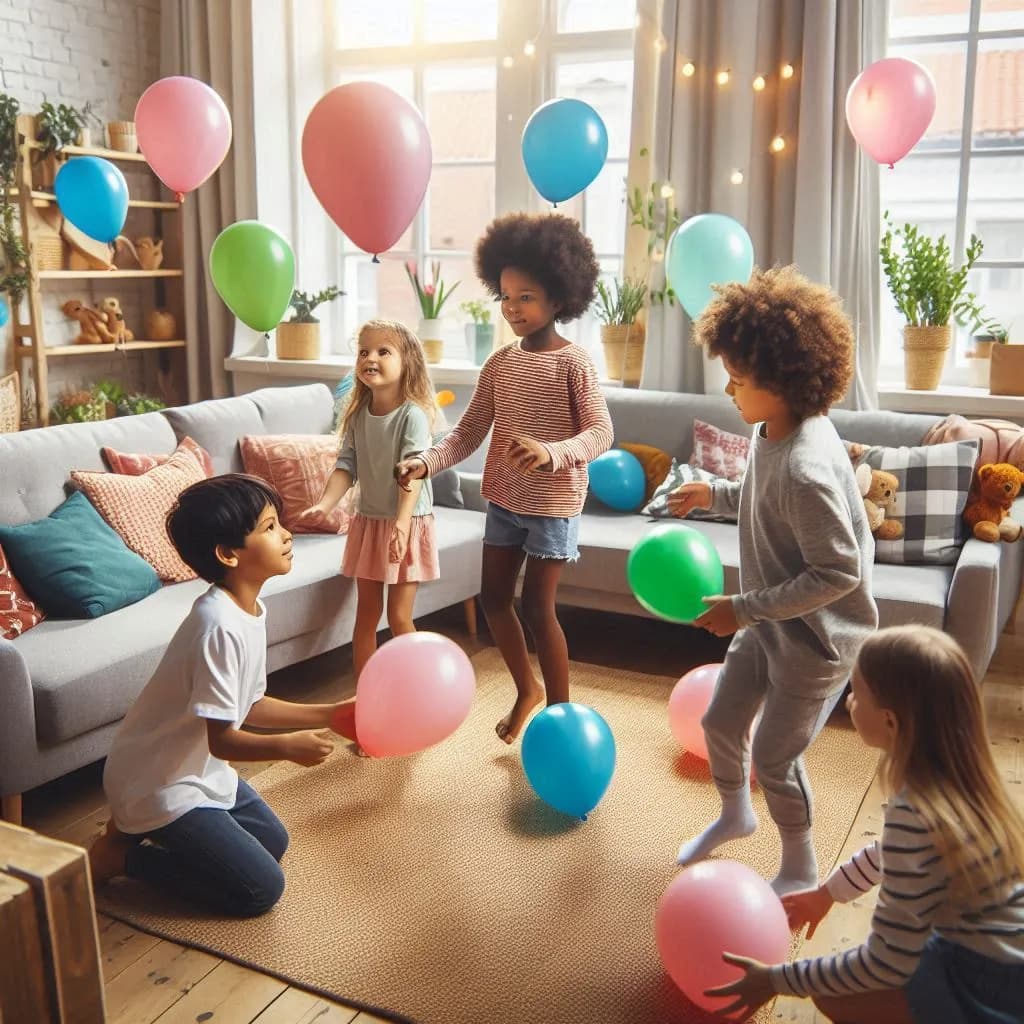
[668,266,878,896]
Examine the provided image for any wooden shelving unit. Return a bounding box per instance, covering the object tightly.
[9,114,189,426]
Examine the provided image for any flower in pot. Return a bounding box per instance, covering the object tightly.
[593,277,648,383]
[460,298,495,366]
[880,213,984,391]
[406,260,458,364]
[277,285,344,361]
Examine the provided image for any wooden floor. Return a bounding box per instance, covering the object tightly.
[21,603,1024,1024]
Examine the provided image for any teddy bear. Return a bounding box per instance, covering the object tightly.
[962,463,1024,543]
[855,463,904,540]
[61,299,115,345]
[100,297,135,346]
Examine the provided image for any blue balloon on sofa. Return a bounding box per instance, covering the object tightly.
[588,449,646,512]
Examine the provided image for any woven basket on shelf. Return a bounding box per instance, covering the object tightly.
[107,120,138,153]
[903,324,951,391]
[0,371,20,433]
[276,322,320,360]
[601,322,646,384]
[34,233,65,271]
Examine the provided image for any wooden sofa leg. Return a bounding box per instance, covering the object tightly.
[463,596,478,636]
[1,793,23,826]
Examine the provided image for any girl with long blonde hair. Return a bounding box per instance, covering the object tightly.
[708,625,1024,1023]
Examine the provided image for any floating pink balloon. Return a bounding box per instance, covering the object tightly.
[302,82,432,259]
[845,57,936,168]
[668,663,721,761]
[355,632,475,757]
[136,76,232,201]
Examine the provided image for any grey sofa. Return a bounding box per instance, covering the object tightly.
[0,384,484,823]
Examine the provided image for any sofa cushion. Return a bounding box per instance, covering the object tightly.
[163,395,264,474]
[921,414,1024,473]
[618,442,672,502]
[0,540,45,639]
[644,460,735,522]
[691,418,750,480]
[247,383,335,435]
[101,435,214,477]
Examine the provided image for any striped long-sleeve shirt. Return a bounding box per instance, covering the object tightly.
[770,794,1024,999]
[419,341,613,517]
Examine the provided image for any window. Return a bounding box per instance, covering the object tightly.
[881,0,1024,382]
[331,0,636,372]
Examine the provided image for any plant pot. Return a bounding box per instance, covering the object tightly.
[465,322,494,366]
[76,127,92,148]
[903,324,951,390]
[145,309,177,341]
[276,321,320,360]
[419,318,443,364]
[107,120,137,153]
[601,322,646,384]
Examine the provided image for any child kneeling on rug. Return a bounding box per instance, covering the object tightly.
[89,474,347,917]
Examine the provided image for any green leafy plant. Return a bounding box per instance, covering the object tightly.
[405,259,458,319]
[36,100,85,160]
[117,393,167,416]
[956,300,1008,343]
[460,298,492,325]
[49,387,107,425]
[286,285,344,323]
[91,378,126,406]
[593,278,648,325]
[880,213,985,327]
[0,93,28,309]
[628,174,682,306]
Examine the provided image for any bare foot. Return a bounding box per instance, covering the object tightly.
[495,684,545,745]
[87,819,140,887]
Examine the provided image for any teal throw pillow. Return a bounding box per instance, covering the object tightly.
[0,490,162,618]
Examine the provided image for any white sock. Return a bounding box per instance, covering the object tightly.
[677,789,758,866]
[771,828,818,896]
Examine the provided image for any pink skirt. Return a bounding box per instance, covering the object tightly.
[341,513,440,584]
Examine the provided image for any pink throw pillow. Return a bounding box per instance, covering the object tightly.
[921,414,1024,472]
[691,418,750,481]
[239,434,349,535]
[71,445,208,582]
[0,540,45,639]
[101,435,214,478]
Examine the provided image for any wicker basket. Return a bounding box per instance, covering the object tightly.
[903,324,951,390]
[601,322,646,384]
[34,233,65,271]
[0,371,20,433]
[107,120,138,153]
[276,322,320,360]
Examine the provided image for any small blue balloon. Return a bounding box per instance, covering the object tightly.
[665,214,755,321]
[521,703,616,820]
[588,449,646,512]
[55,157,129,244]
[333,370,354,403]
[521,98,608,204]
[0,297,9,329]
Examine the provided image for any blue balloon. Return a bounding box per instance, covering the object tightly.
[665,214,755,321]
[588,449,646,512]
[55,157,129,244]
[521,98,608,204]
[0,297,8,328]
[522,703,616,820]
[333,370,354,403]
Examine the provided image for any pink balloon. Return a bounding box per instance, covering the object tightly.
[355,632,475,757]
[302,82,432,257]
[668,663,722,760]
[656,861,791,1015]
[136,76,232,198]
[845,57,936,168]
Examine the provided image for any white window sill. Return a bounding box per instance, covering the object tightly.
[877,382,1024,419]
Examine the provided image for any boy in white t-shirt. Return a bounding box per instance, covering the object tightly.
[89,474,347,917]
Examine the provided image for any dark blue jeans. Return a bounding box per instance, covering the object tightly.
[125,778,289,917]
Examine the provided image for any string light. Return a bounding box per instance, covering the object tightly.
[716,68,731,86]
[752,74,766,92]
[660,183,675,199]
[770,135,786,153]
[781,63,795,79]
[730,169,744,185]
[502,55,514,69]
[654,35,667,54]
[681,61,696,77]
[523,40,536,57]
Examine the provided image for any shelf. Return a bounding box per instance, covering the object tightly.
[9,189,179,211]
[877,382,1024,420]
[36,340,186,356]
[26,140,148,163]
[38,269,183,279]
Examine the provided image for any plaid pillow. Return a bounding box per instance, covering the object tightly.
[852,439,979,564]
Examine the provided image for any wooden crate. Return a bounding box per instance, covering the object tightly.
[0,822,106,1023]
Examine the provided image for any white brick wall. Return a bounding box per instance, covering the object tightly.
[0,0,161,420]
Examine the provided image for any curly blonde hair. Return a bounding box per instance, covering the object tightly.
[693,265,854,420]
[338,319,437,440]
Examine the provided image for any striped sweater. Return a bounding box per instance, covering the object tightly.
[419,342,613,517]
[771,794,1024,999]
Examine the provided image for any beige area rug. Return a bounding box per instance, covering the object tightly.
[99,649,877,1024]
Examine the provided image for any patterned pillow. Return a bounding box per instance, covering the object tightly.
[643,459,736,522]
[0,540,45,639]
[619,442,673,502]
[70,446,207,582]
[101,436,214,477]
[850,440,980,564]
[240,434,349,535]
[691,419,750,481]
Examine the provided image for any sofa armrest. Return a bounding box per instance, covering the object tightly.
[458,472,486,513]
[0,638,37,797]
[944,538,1000,682]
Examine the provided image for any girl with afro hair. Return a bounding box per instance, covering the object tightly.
[396,212,613,743]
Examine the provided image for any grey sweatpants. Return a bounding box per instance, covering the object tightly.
[702,629,848,834]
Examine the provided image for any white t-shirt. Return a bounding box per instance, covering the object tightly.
[103,585,268,834]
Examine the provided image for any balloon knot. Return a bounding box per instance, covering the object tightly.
[887,163,894,170]
[175,191,185,204]
[372,254,380,264]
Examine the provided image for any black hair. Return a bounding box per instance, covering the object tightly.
[166,474,284,583]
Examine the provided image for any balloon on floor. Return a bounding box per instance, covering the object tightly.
[209,221,295,333]
[55,157,128,243]
[665,213,754,321]
[668,663,722,760]
[521,97,608,204]
[588,448,646,511]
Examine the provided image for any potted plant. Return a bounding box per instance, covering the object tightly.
[406,260,458,364]
[35,100,85,188]
[76,102,103,148]
[628,174,681,307]
[880,214,985,390]
[277,285,344,360]
[594,278,648,383]
[958,301,1008,389]
[460,298,494,366]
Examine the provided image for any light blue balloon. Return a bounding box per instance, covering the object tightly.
[521,703,616,820]
[0,297,8,328]
[666,214,755,321]
[333,371,354,403]
[55,157,129,244]
[521,98,608,204]
[588,449,646,512]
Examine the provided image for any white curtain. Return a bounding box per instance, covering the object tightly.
[626,0,886,407]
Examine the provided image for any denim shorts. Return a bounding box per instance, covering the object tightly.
[905,934,1024,1024]
[484,502,580,561]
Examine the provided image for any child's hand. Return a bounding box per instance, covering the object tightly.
[395,457,428,492]
[286,728,335,767]
[389,521,410,563]
[781,885,834,938]
[693,595,739,637]
[666,482,713,518]
[703,953,775,1019]
[508,435,551,472]
[299,500,331,523]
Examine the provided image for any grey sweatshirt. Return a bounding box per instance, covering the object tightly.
[711,415,878,693]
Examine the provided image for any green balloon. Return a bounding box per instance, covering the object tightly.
[209,220,296,332]
[627,523,725,624]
